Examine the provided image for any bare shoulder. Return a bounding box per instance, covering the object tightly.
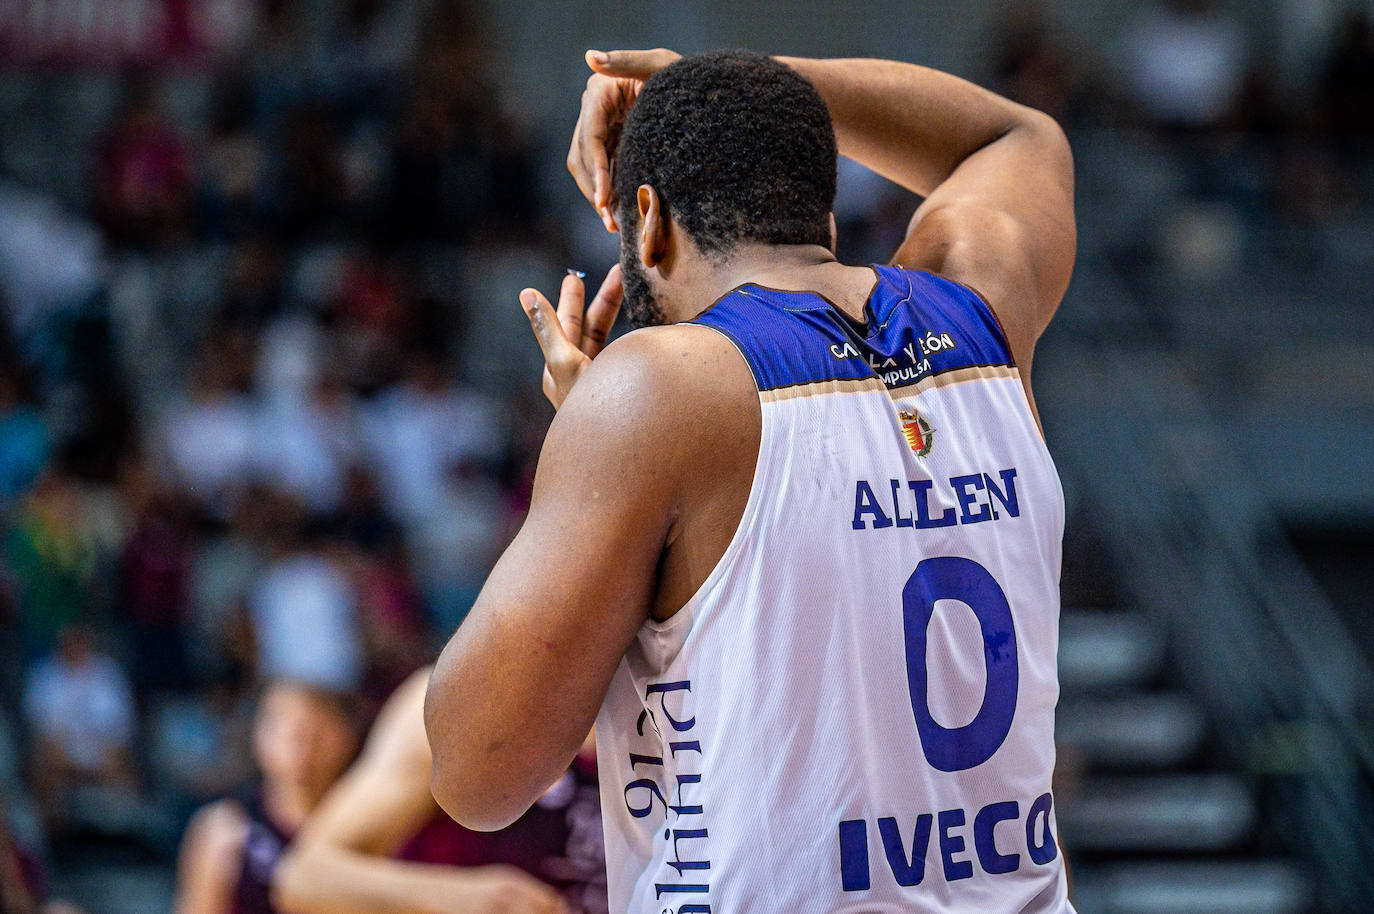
[532,320,759,552]
[186,799,249,848]
[179,799,249,868]
[572,322,753,404]
[552,322,757,455]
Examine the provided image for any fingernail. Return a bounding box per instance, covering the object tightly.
[566,268,586,279]
[520,289,538,310]
[588,50,608,65]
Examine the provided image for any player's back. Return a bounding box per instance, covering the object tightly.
[596,264,1070,913]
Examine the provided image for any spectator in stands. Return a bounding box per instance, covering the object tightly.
[118,489,191,694]
[361,347,501,525]
[92,72,193,249]
[22,626,138,831]
[157,340,258,520]
[146,676,255,821]
[0,182,104,365]
[331,465,401,556]
[248,513,364,694]
[990,2,1085,123]
[253,370,362,516]
[267,101,346,242]
[386,88,466,244]
[1118,0,1249,129]
[335,535,428,712]
[0,805,41,914]
[198,73,268,242]
[4,472,98,659]
[361,348,505,629]
[218,238,287,335]
[0,361,48,504]
[173,680,359,914]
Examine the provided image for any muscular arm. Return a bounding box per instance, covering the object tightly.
[273,670,564,914]
[425,325,749,831]
[779,57,1076,383]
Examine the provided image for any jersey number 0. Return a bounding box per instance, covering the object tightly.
[901,556,1019,772]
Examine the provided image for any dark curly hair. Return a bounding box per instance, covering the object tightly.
[613,50,838,258]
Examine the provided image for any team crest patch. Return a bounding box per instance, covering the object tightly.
[898,408,935,457]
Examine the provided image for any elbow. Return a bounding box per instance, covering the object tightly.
[427,748,529,833]
[423,685,525,833]
[1021,109,1074,176]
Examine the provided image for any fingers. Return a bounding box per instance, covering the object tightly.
[591,138,615,231]
[520,288,578,372]
[522,265,619,408]
[585,47,681,79]
[566,82,605,209]
[590,154,615,231]
[569,48,679,232]
[556,270,586,343]
[580,264,623,357]
[568,75,621,231]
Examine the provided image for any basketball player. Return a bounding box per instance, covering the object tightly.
[175,680,359,914]
[426,48,1075,912]
[271,669,604,914]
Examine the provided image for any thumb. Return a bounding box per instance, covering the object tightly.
[585,47,680,80]
[520,288,579,368]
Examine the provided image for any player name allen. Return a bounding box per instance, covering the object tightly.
[851,468,1021,530]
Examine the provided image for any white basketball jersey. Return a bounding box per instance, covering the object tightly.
[596,265,1071,913]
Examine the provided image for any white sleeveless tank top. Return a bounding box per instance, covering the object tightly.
[596,265,1072,913]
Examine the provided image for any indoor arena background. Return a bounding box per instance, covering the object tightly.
[0,1,1370,912]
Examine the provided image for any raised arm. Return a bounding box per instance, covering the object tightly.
[273,669,566,914]
[570,50,1074,393]
[779,57,1075,374]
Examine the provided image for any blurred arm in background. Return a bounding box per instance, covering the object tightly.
[273,669,566,914]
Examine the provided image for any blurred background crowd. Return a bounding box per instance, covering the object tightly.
[0,0,1370,912]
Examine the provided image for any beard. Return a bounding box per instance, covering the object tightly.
[619,236,669,330]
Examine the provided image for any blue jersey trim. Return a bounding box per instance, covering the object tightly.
[688,265,1014,393]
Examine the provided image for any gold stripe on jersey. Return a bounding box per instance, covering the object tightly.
[887,363,1020,400]
[758,363,1020,404]
[759,377,884,403]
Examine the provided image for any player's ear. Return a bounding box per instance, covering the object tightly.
[637,184,668,268]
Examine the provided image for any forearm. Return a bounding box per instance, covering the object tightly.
[274,845,468,914]
[779,57,1037,196]
[425,576,620,830]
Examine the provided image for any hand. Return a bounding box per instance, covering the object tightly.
[520,266,624,409]
[429,864,570,914]
[568,48,681,231]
